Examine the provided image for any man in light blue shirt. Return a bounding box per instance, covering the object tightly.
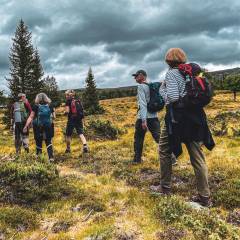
[132,70,160,164]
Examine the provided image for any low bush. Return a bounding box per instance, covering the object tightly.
[0,206,39,230]
[213,179,240,209]
[153,196,240,239]
[153,195,190,224]
[0,156,62,204]
[86,119,125,140]
[209,111,240,137]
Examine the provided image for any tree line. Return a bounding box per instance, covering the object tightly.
[206,69,240,101]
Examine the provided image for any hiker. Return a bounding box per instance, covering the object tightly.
[132,70,161,164]
[64,90,89,154]
[10,93,32,154]
[155,48,215,207]
[23,93,55,162]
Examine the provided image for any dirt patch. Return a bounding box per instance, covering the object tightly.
[156,227,187,240]
[227,209,240,226]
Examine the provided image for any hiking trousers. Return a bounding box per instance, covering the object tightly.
[159,123,210,197]
[33,125,54,159]
[134,118,160,162]
[14,122,29,153]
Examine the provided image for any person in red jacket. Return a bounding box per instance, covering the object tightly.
[11,93,32,154]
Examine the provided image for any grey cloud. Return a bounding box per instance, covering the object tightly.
[1,0,240,90]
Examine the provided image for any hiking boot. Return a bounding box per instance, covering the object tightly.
[132,158,142,164]
[65,148,71,154]
[149,185,171,195]
[49,158,55,163]
[191,195,212,207]
[171,153,178,166]
[83,145,89,153]
[24,147,30,153]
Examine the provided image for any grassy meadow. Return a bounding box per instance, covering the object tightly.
[0,92,239,240]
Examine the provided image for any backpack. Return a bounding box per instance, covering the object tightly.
[144,82,165,113]
[37,104,52,127]
[70,99,84,119]
[178,63,213,108]
[13,102,28,123]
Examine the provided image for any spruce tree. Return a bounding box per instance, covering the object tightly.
[29,48,44,103]
[43,75,61,107]
[7,19,35,101]
[82,67,104,114]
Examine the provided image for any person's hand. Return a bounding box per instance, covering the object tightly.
[142,121,148,131]
[23,126,28,133]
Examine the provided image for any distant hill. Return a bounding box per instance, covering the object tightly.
[59,67,240,100]
[59,86,137,101]
[209,67,240,79]
[207,67,240,90]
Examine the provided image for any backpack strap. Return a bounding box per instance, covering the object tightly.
[196,77,205,91]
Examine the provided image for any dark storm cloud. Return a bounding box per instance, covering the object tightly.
[0,0,240,90]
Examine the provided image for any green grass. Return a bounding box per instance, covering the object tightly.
[0,94,239,239]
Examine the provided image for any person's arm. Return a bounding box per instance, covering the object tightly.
[52,107,56,119]
[23,111,35,132]
[138,85,148,130]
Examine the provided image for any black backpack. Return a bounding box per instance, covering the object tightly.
[144,82,165,113]
[178,63,213,108]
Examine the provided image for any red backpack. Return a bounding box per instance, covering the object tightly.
[178,63,213,108]
[70,99,84,119]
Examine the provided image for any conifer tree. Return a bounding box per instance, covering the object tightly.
[82,67,104,114]
[7,19,35,101]
[29,48,45,103]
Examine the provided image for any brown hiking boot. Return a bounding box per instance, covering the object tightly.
[191,195,212,207]
[150,185,171,195]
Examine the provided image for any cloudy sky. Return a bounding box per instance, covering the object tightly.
[1,0,240,91]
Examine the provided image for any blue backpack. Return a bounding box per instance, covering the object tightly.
[37,104,52,127]
[144,82,165,113]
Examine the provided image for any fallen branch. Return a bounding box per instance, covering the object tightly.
[82,209,94,222]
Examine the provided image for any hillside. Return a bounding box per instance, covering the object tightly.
[0,93,239,239]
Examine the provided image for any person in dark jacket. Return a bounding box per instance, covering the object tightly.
[154,48,215,207]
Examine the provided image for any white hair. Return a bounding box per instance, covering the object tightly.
[35,92,52,104]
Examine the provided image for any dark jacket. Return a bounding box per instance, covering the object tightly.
[165,103,215,158]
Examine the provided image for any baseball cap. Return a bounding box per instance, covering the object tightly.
[132,69,147,77]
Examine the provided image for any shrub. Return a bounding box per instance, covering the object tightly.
[0,206,39,230]
[213,179,240,209]
[209,111,240,136]
[0,156,61,204]
[153,196,190,224]
[86,120,125,140]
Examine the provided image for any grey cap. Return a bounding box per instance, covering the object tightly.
[132,69,147,77]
